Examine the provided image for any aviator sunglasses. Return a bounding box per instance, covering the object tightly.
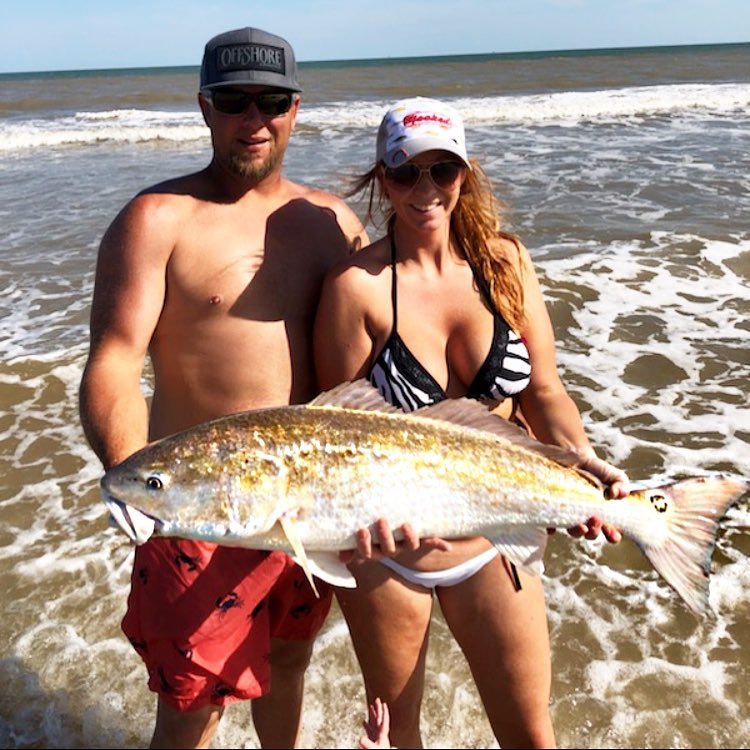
[383,160,465,190]
[207,89,295,117]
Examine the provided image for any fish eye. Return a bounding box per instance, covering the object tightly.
[145,475,164,491]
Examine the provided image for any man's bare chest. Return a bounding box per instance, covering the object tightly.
[165,239,327,322]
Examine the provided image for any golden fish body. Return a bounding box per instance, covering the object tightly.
[101,381,748,614]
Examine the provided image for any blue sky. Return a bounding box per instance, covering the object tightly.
[1,0,748,73]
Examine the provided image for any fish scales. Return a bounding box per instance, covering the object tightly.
[247,407,591,542]
[100,380,749,614]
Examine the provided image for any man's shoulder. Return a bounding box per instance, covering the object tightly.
[134,169,213,204]
[115,170,214,224]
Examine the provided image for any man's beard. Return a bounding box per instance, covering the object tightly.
[227,145,282,183]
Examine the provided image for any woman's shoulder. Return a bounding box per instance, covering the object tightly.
[488,232,530,268]
[319,237,393,320]
[490,231,525,253]
[326,236,392,284]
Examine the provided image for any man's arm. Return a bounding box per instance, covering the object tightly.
[79,194,176,470]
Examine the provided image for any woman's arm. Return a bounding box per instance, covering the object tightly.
[314,264,375,389]
[514,241,628,540]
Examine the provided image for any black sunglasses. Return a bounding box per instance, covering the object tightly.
[383,160,465,190]
[208,89,295,117]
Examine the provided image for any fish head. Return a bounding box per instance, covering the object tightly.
[101,458,181,544]
[100,423,291,545]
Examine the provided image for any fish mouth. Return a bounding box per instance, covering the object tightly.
[103,495,160,545]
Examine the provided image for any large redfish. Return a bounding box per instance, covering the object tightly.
[101,380,747,614]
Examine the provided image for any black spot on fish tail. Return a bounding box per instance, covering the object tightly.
[649,493,668,513]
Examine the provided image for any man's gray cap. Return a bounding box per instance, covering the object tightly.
[200,27,301,92]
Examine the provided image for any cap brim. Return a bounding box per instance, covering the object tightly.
[382,136,469,168]
[201,80,302,93]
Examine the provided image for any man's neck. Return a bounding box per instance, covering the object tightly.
[206,158,287,202]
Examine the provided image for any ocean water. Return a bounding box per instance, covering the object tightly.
[1,43,749,748]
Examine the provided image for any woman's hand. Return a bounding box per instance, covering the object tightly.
[577,451,630,499]
[341,517,453,564]
[565,451,630,543]
[564,516,622,543]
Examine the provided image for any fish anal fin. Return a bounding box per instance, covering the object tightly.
[304,552,357,589]
[490,528,549,577]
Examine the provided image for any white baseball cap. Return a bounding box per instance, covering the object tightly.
[376,97,470,168]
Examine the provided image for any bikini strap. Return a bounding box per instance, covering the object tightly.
[389,234,398,333]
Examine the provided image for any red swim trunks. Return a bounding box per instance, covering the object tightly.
[121,537,332,711]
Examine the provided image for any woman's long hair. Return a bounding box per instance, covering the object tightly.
[347,159,526,332]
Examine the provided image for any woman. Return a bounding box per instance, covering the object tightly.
[314,97,628,748]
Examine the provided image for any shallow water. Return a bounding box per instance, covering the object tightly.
[1,44,749,748]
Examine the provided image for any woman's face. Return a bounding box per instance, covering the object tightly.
[381,150,466,235]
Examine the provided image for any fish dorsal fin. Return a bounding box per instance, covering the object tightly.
[310,379,581,470]
[308,379,401,413]
[413,398,581,469]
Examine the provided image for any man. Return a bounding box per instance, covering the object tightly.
[79,27,367,749]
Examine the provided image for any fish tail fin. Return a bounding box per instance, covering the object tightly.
[638,476,747,615]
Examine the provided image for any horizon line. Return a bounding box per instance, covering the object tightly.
[1,39,747,77]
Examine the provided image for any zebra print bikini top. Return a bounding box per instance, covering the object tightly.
[368,238,532,412]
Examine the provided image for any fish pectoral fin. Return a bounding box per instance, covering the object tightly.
[278,513,320,598]
[490,528,548,577]
[303,552,357,589]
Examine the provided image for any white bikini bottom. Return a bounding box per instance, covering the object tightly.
[379,547,499,589]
